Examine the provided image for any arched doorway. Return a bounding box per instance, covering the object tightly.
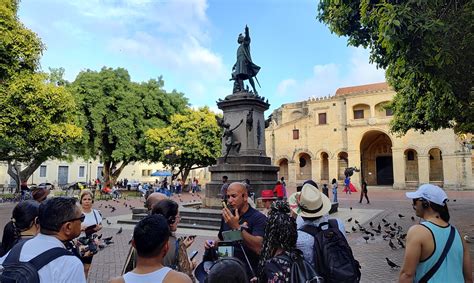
[429,148,444,185]
[338,152,348,180]
[360,131,393,185]
[278,158,289,182]
[320,152,329,182]
[297,153,312,182]
[404,149,419,184]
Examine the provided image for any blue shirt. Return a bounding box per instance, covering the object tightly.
[218,206,267,278]
[414,221,464,283]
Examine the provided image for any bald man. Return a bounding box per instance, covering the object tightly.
[145,192,168,211]
[205,182,267,279]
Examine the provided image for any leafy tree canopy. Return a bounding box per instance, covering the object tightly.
[317,0,474,134]
[145,107,221,181]
[70,67,188,186]
[0,72,82,184]
[0,0,43,82]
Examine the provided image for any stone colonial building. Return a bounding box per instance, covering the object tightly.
[265,82,473,190]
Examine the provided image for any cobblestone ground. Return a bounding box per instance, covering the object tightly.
[0,187,473,282]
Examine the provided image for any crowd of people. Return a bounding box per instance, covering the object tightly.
[0,180,471,282]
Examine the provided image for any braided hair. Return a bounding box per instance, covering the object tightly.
[257,200,297,281]
[0,200,39,256]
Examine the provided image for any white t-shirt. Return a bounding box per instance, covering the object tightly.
[0,234,86,283]
[123,266,171,283]
[83,209,102,228]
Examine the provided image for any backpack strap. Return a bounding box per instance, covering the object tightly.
[327,219,338,229]
[419,226,455,283]
[3,239,29,265]
[28,247,72,271]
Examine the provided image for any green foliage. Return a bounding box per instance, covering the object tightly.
[318,0,474,134]
[70,67,188,185]
[145,107,221,180]
[0,0,44,82]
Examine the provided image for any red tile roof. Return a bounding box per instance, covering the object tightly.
[335,82,390,96]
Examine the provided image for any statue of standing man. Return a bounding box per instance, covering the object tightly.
[231,25,261,94]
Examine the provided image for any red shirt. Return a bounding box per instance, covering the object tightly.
[273,184,285,198]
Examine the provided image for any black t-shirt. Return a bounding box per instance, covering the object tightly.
[218,206,267,278]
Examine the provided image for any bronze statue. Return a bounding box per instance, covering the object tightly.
[231,25,260,94]
[246,108,254,132]
[223,119,244,163]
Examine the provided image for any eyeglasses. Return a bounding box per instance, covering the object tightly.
[62,214,85,224]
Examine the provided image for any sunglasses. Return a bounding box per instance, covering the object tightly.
[412,198,423,206]
[62,214,86,224]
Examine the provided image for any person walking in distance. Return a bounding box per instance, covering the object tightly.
[359,180,369,204]
[331,178,338,203]
[400,184,472,283]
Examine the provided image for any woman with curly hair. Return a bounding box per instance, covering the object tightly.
[257,200,307,282]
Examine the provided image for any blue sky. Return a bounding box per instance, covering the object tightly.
[19,0,386,113]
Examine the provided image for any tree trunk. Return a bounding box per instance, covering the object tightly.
[7,158,45,193]
[103,160,128,189]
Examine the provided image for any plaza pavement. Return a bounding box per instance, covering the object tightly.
[0,187,472,282]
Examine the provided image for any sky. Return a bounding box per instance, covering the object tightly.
[18,0,386,114]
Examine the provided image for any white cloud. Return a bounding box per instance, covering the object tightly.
[276,47,386,101]
[276,79,296,95]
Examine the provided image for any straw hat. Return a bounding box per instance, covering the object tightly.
[288,181,331,218]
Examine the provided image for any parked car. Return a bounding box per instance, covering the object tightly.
[38,182,55,190]
[63,181,87,191]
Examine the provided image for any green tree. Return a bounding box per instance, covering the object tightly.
[70,67,188,187]
[145,107,221,182]
[0,73,82,189]
[0,1,81,190]
[0,0,43,82]
[317,0,474,134]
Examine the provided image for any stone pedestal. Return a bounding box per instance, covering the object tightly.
[205,92,279,208]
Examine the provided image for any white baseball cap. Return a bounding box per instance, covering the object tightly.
[406,184,448,206]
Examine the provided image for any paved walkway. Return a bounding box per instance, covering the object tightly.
[0,187,473,282]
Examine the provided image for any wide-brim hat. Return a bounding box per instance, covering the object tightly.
[194,261,214,283]
[258,189,277,200]
[289,182,331,218]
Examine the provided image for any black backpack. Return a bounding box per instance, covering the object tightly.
[0,240,73,283]
[299,219,361,283]
[276,252,325,283]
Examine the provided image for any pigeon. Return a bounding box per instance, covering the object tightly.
[347,217,353,222]
[393,222,397,227]
[354,219,359,224]
[107,220,111,225]
[369,221,373,227]
[350,207,352,210]
[363,235,370,243]
[382,218,387,223]
[378,223,381,230]
[372,228,381,234]
[116,227,123,235]
[397,238,405,248]
[389,239,397,250]
[453,199,456,202]
[97,234,103,240]
[384,223,391,227]
[464,235,473,243]
[411,216,415,221]
[398,214,405,218]
[345,231,351,234]
[103,236,113,242]
[351,226,357,232]
[104,240,114,245]
[399,233,407,240]
[385,257,400,269]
